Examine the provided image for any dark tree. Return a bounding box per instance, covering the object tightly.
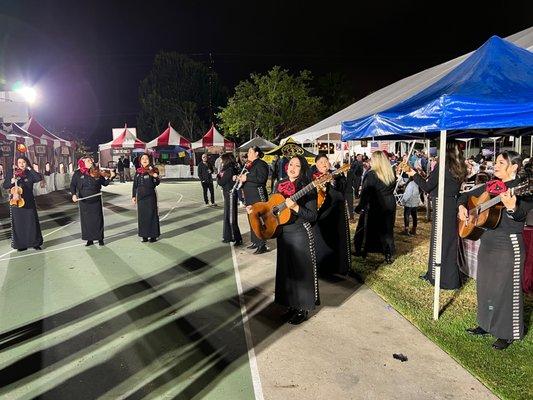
[137,52,227,141]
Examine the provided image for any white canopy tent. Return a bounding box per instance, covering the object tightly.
[291,27,533,143]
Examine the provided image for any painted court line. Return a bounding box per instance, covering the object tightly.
[230,242,264,400]
[0,193,184,262]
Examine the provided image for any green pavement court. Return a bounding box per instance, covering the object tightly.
[0,182,259,399]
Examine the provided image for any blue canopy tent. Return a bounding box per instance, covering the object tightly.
[341,35,533,319]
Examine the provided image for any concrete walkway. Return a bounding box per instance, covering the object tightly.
[234,210,497,400]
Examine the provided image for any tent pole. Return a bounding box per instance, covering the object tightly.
[433,129,447,320]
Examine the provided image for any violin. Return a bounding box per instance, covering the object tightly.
[9,169,25,208]
[138,165,160,178]
[89,166,115,179]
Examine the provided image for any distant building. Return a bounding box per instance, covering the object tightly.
[0,91,29,124]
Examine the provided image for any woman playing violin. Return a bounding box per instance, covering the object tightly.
[2,156,44,251]
[70,157,115,246]
[132,154,160,242]
[312,154,351,276]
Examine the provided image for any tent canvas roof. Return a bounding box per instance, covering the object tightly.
[20,117,74,147]
[99,126,146,150]
[191,125,235,150]
[342,35,533,140]
[292,26,533,142]
[238,136,276,151]
[146,123,191,149]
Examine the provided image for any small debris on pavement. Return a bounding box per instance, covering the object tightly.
[393,353,408,362]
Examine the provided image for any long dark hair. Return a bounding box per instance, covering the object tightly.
[220,153,235,169]
[498,150,522,173]
[250,146,264,159]
[16,156,32,169]
[445,142,468,182]
[139,153,154,167]
[290,155,310,189]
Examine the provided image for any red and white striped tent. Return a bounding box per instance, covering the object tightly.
[21,117,74,148]
[146,123,191,149]
[191,125,234,150]
[99,125,146,151]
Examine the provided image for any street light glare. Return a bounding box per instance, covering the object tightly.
[19,86,38,104]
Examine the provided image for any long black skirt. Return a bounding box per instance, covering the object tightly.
[477,231,524,340]
[275,222,319,311]
[354,206,396,256]
[425,196,461,289]
[79,197,104,241]
[314,201,351,275]
[10,206,43,249]
[137,194,160,238]
[222,190,242,242]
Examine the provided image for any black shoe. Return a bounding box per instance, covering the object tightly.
[492,338,513,350]
[466,326,489,336]
[98,240,105,246]
[17,248,27,252]
[85,241,94,247]
[142,237,148,242]
[288,310,308,325]
[234,240,243,246]
[282,307,296,319]
[149,238,157,243]
[419,274,429,281]
[222,239,231,243]
[247,243,258,250]
[33,246,42,250]
[384,254,393,264]
[254,246,268,254]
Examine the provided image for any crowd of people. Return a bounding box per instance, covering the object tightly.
[211,144,531,349]
[3,143,531,349]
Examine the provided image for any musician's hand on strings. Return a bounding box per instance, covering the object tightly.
[500,189,517,212]
[239,174,247,182]
[245,205,253,214]
[285,198,299,212]
[72,195,78,203]
[457,205,468,221]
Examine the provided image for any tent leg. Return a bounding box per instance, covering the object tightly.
[433,129,447,320]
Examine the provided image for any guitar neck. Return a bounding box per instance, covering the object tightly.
[478,187,518,213]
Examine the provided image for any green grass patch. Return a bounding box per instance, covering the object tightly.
[351,214,533,400]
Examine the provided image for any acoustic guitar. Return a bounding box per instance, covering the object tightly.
[249,164,350,240]
[458,181,531,240]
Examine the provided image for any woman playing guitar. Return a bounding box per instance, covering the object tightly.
[458,151,532,350]
[266,155,319,325]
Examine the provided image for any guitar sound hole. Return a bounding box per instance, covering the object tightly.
[272,207,279,216]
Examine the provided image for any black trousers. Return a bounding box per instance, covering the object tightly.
[403,206,418,228]
[201,180,215,204]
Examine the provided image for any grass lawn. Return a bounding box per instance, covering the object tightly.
[350,212,533,400]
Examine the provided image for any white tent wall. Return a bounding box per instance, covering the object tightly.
[291,27,533,143]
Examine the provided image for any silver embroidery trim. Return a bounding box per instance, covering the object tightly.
[509,234,521,340]
[431,197,439,280]
[344,200,352,271]
[303,221,319,302]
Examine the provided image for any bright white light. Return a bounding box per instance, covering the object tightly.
[16,86,38,104]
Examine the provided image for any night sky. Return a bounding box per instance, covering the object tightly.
[1,0,532,148]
